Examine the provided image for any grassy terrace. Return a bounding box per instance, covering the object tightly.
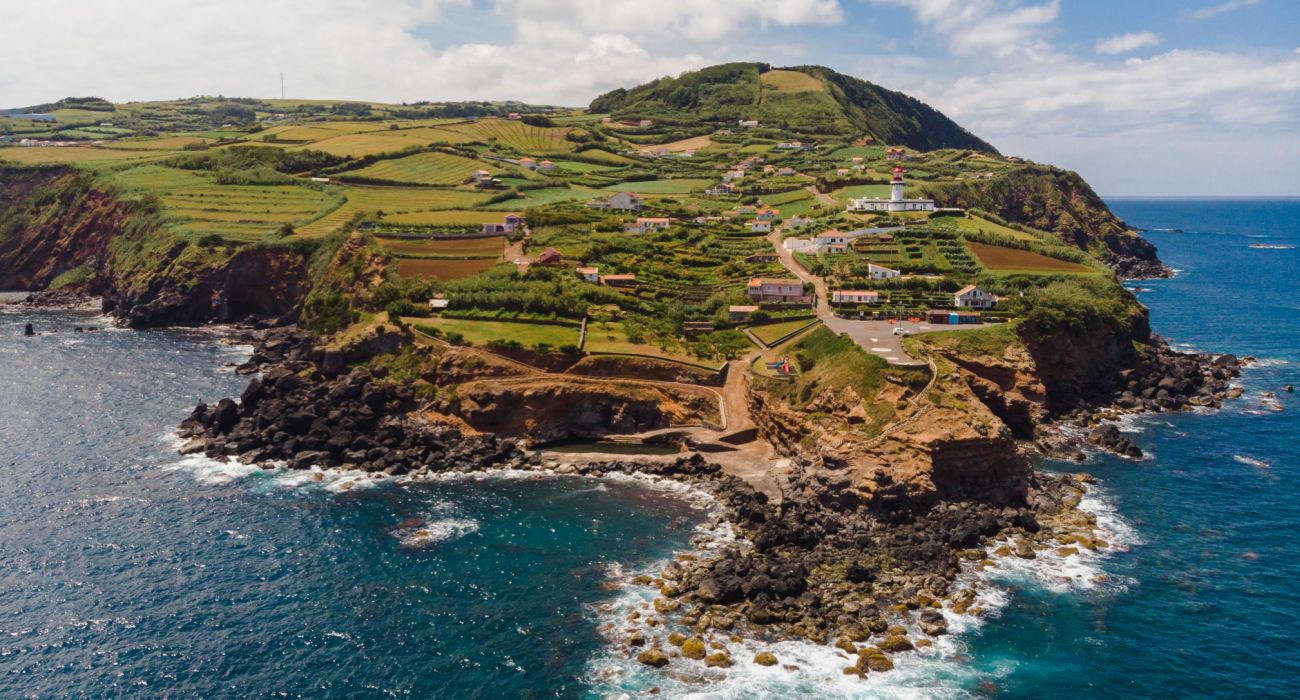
[583,324,729,370]
[408,316,580,347]
[749,318,819,345]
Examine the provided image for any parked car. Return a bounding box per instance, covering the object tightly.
[892,327,911,336]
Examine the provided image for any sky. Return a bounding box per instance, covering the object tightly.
[1,0,1298,196]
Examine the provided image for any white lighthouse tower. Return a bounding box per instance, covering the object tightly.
[889,165,905,211]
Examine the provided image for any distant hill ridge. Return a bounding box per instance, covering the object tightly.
[590,62,997,154]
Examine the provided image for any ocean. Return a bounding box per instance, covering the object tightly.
[0,198,1296,698]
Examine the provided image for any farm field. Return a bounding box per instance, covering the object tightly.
[761,69,826,93]
[296,186,493,237]
[378,236,505,257]
[602,179,712,194]
[947,214,1041,242]
[831,184,891,205]
[0,146,170,164]
[106,136,212,150]
[382,210,513,226]
[347,151,490,186]
[285,132,434,158]
[966,241,1095,273]
[750,318,818,345]
[550,159,621,173]
[410,316,580,347]
[394,257,500,280]
[441,119,577,154]
[482,186,598,210]
[651,135,715,153]
[583,325,725,370]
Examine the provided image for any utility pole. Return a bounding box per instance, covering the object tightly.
[280,72,285,100]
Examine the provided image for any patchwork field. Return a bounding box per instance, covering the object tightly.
[0,146,170,165]
[347,151,490,185]
[105,136,213,150]
[966,241,1095,273]
[482,186,599,210]
[381,210,514,226]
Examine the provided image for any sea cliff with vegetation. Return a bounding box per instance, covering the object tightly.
[0,63,1235,677]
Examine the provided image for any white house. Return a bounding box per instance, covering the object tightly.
[738,119,759,128]
[755,208,779,221]
[788,215,811,228]
[589,191,643,211]
[831,290,881,305]
[783,238,816,253]
[747,278,810,304]
[705,182,736,195]
[867,263,901,280]
[517,157,538,170]
[625,217,671,233]
[776,141,803,150]
[722,169,746,182]
[538,160,556,172]
[776,167,796,176]
[471,169,493,186]
[481,213,526,235]
[954,285,998,309]
[814,230,863,252]
[638,119,654,127]
[577,266,599,283]
[846,166,934,213]
[749,220,772,233]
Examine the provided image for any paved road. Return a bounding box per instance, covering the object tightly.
[764,226,986,365]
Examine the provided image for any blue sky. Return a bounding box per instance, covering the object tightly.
[2,0,1297,195]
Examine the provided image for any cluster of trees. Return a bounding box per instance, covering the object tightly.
[169,146,346,184]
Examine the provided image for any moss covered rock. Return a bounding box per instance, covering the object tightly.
[753,651,779,666]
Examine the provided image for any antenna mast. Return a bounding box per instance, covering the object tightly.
[280,72,285,100]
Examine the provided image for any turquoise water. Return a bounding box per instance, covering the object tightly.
[1,199,1297,698]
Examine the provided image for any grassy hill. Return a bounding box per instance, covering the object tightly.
[589,62,996,153]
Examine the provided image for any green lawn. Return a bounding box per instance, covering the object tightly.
[408,317,580,348]
[602,178,713,194]
[750,318,818,345]
[584,324,727,370]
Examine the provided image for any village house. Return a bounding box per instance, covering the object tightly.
[851,156,864,163]
[705,182,736,196]
[481,213,526,235]
[738,119,759,128]
[471,169,494,186]
[588,191,644,211]
[885,148,909,161]
[728,305,759,322]
[538,160,556,172]
[576,266,599,283]
[427,297,450,312]
[847,166,934,213]
[776,141,803,150]
[744,252,779,263]
[867,263,901,280]
[782,237,816,253]
[507,112,522,120]
[831,290,881,305]
[638,119,653,127]
[787,215,811,228]
[722,169,745,182]
[536,247,563,265]
[601,273,637,288]
[755,208,779,221]
[517,157,537,170]
[835,168,850,176]
[776,166,796,176]
[954,285,997,309]
[749,220,772,233]
[624,217,671,234]
[747,277,811,304]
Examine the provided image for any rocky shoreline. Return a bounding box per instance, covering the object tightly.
[1033,334,1245,461]
[175,324,1125,678]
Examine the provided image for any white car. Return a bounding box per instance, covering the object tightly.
[892,327,911,336]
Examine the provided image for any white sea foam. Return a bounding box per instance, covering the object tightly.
[392,517,479,548]
[1233,455,1270,469]
[164,452,263,486]
[1247,357,1289,368]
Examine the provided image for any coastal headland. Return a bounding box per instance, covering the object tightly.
[0,62,1245,677]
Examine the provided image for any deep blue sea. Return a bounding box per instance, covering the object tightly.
[1,198,1297,698]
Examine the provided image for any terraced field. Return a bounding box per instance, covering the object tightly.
[441,119,577,154]
[382,210,514,226]
[296,186,492,238]
[105,136,213,150]
[286,131,437,158]
[482,186,599,210]
[347,151,489,185]
[601,179,712,194]
[394,257,501,280]
[761,69,827,93]
[0,146,171,165]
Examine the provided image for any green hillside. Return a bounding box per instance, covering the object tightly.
[589,62,996,153]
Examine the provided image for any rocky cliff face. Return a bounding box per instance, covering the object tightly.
[0,165,315,327]
[917,165,1171,278]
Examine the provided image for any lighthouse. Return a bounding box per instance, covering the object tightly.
[890,165,905,209]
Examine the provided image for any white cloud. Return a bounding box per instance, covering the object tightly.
[1095,31,1161,55]
[871,0,1060,57]
[0,0,843,107]
[1188,0,1261,21]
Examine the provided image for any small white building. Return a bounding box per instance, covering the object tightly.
[954,285,997,309]
[755,208,779,221]
[538,160,556,172]
[517,157,538,170]
[776,141,803,150]
[867,263,901,280]
[625,217,671,233]
[705,182,736,195]
[847,166,934,213]
[749,220,772,233]
[638,119,653,127]
[783,238,816,253]
[738,119,759,128]
[577,266,599,283]
[722,169,745,182]
[787,215,811,228]
[588,191,644,211]
[831,290,881,305]
[776,167,796,176]
[747,278,810,304]
[814,230,862,252]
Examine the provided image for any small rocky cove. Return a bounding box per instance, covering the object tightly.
[173,323,1171,680]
